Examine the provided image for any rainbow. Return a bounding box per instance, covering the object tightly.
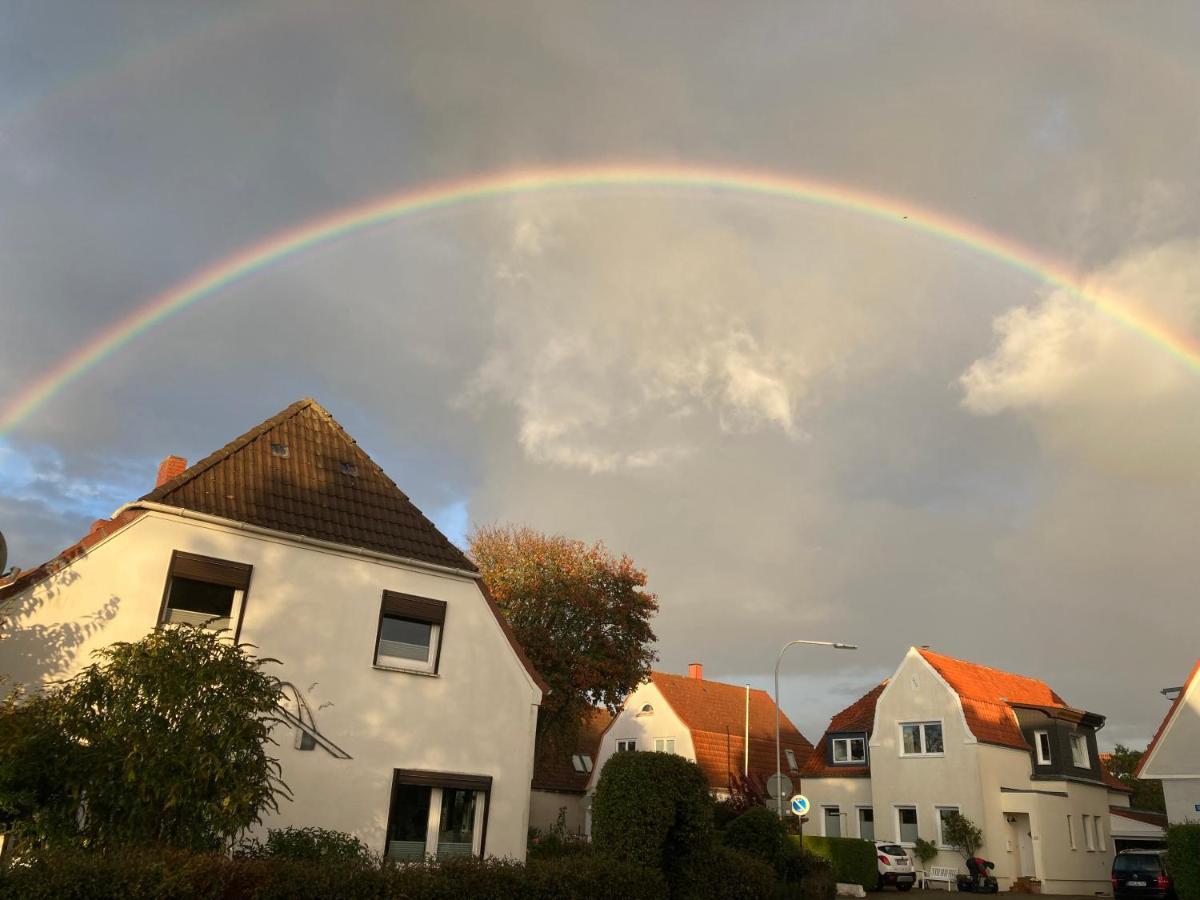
[4,162,1199,437]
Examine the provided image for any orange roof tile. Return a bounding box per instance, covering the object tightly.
[650,671,813,792]
[1136,659,1200,779]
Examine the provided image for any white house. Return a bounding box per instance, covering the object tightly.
[529,707,612,836]
[1136,660,1200,825]
[802,647,1126,895]
[0,399,545,860]
[586,664,813,817]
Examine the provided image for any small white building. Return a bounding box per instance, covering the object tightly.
[802,647,1127,895]
[586,664,813,812]
[0,399,545,860]
[1137,660,1200,825]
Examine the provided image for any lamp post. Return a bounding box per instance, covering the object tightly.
[774,639,858,819]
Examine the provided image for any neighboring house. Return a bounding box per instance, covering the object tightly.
[1136,660,1200,825]
[587,663,813,815]
[0,399,545,861]
[529,707,612,836]
[1108,807,1168,851]
[802,647,1123,895]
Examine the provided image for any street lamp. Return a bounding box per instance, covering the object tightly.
[774,640,858,819]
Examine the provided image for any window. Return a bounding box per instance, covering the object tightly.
[1082,814,1094,850]
[1035,731,1052,765]
[1070,733,1089,768]
[897,806,919,844]
[858,807,875,841]
[900,721,944,756]
[1067,814,1076,850]
[385,770,489,860]
[832,735,867,764]
[785,748,799,772]
[159,551,252,637]
[637,704,655,716]
[654,737,676,754]
[374,592,446,674]
[936,806,960,846]
[270,442,289,457]
[823,806,842,838]
[571,754,593,774]
[1092,816,1105,851]
[617,739,637,752]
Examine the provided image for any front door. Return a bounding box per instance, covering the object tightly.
[1007,813,1036,879]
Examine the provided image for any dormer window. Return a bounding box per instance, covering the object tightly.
[571,754,594,774]
[1034,730,1052,764]
[832,735,867,764]
[1069,732,1089,768]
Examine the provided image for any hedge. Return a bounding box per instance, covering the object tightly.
[1168,823,1200,900]
[672,844,779,900]
[799,835,877,889]
[0,846,669,900]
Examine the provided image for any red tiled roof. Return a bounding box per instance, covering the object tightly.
[650,671,813,792]
[1099,758,1134,794]
[1136,660,1200,779]
[917,648,1067,750]
[1110,807,1168,827]
[803,681,886,778]
[143,399,475,572]
[532,707,613,793]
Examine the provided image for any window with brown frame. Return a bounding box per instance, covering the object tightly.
[158,550,252,638]
[374,591,446,674]
[384,769,491,860]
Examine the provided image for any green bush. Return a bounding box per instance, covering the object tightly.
[591,751,714,880]
[672,844,778,900]
[724,806,787,864]
[234,826,373,863]
[1169,823,1200,900]
[778,839,836,900]
[800,834,877,889]
[0,845,671,900]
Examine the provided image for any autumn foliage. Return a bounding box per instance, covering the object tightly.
[469,525,658,747]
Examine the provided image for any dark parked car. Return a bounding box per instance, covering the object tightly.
[1112,849,1175,900]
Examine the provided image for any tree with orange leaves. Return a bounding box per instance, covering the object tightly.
[469,524,658,750]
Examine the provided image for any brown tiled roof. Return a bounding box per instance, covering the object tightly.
[1136,660,1200,779]
[1099,758,1134,794]
[1110,807,1168,827]
[650,671,813,793]
[142,398,474,572]
[917,648,1067,750]
[532,707,613,793]
[803,681,886,778]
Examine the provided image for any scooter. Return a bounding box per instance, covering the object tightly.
[956,857,999,893]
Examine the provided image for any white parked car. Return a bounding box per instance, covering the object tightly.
[874,841,916,892]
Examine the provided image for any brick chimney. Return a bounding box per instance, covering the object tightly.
[155,455,187,488]
[688,662,703,680]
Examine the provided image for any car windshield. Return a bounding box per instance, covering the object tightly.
[877,845,906,856]
[1114,855,1163,874]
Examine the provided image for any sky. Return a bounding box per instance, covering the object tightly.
[1,1,1198,748]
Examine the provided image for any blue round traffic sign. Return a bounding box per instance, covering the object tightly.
[790,794,810,816]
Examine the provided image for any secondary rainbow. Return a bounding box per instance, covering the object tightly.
[4,163,1199,437]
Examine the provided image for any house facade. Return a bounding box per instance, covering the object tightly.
[0,399,544,860]
[802,648,1124,895]
[1136,660,1200,825]
[529,707,612,836]
[585,663,813,822]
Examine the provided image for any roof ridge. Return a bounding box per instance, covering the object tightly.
[918,647,1060,700]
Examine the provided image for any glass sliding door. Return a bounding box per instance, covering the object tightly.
[385,772,489,860]
[386,783,432,860]
[437,787,480,857]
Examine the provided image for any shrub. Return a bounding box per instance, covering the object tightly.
[1168,823,1200,900]
[672,844,778,900]
[234,826,374,863]
[942,812,983,860]
[778,839,836,899]
[912,837,939,869]
[724,806,787,864]
[800,835,877,889]
[591,751,714,880]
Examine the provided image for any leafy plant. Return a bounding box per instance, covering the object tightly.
[941,812,984,860]
[800,835,878,889]
[235,826,373,862]
[1105,744,1166,813]
[1168,823,1200,900]
[0,625,288,853]
[912,836,940,867]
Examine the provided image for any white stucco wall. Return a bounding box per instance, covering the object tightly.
[529,789,588,836]
[1163,779,1200,824]
[800,777,873,838]
[0,510,541,860]
[588,681,696,791]
[1141,673,1200,825]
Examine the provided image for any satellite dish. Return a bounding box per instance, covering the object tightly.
[0,529,6,575]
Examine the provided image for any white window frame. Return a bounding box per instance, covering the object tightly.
[822,805,843,838]
[857,806,875,841]
[654,737,676,754]
[616,739,637,753]
[1067,814,1076,850]
[1034,730,1052,765]
[895,804,919,846]
[832,735,868,764]
[785,748,799,772]
[1070,733,1090,768]
[1082,814,1094,851]
[571,754,593,774]
[899,720,945,757]
[935,805,960,848]
[386,783,486,860]
[375,618,441,674]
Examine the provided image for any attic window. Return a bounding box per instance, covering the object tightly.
[637,704,654,716]
[785,748,799,772]
[271,443,289,458]
[341,461,359,476]
[571,754,593,774]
